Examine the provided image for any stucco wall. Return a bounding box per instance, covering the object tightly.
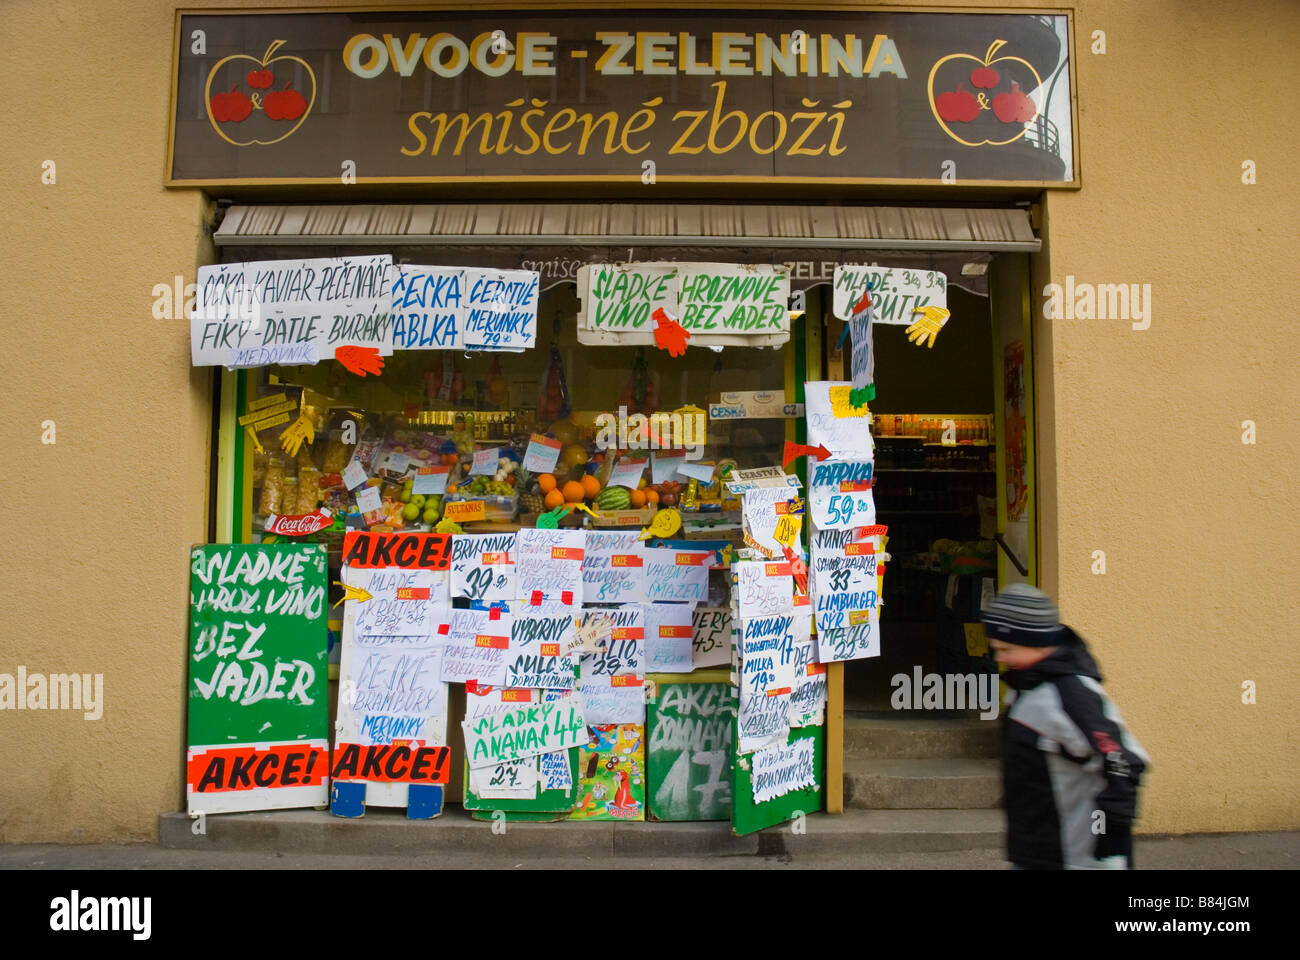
[0,0,1294,842]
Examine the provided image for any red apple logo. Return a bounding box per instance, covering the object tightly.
[993,82,1036,123]
[210,86,253,123]
[204,39,316,147]
[935,83,980,123]
[263,83,307,121]
[927,39,1043,147]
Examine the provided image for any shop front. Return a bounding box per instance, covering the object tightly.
[173,5,1074,835]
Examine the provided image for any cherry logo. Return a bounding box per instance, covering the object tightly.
[203,39,316,147]
[210,85,252,123]
[993,83,1036,124]
[935,82,980,123]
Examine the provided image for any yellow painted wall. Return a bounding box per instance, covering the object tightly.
[0,0,1294,842]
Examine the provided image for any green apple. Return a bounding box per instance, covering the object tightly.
[411,494,426,507]
[402,503,421,522]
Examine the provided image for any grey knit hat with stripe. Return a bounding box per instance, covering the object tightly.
[982,583,1065,647]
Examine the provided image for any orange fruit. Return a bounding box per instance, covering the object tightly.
[538,473,557,493]
[629,489,647,508]
[446,484,458,495]
[645,488,660,505]
[562,480,585,503]
[580,475,601,500]
[544,489,565,510]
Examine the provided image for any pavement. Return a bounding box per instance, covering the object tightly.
[1,812,1296,870]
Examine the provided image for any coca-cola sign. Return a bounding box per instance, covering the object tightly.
[265,508,334,536]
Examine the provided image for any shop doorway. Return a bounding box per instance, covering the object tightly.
[823,253,1037,716]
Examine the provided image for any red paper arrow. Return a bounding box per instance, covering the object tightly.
[782,441,832,467]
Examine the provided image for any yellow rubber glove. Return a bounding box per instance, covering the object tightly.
[905,305,952,348]
[279,412,316,457]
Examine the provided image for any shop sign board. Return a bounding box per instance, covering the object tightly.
[647,680,735,821]
[831,266,948,323]
[186,543,330,815]
[168,10,1076,187]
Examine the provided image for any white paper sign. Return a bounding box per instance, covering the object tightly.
[463,268,539,352]
[412,467,450,495]
[789,627,827,727]
[580,605,644,678]
[342,459,369,491]
[643,603,695,673]
[849,299,874,394]
[809,528,881,644]
[515,528,585,600]
[733,559,794,619]
[742,486,796,559]
[737,612,800,752]
[539,749,573,791]
[816,608,880,664]
[651,451,686,484]
[470,447,500,476]
[676,461,715,483]
[504,600,580,689]
[214,301,324,369]
[462,694,587,769]
[692,607,734,669]
[608,456,648,490]
[521,434,562,473]
[390,264,465,351]
[581,531,644,604]
[831,265,948,324]
[344,567,448,638]
[751,736,817,803]
[677,263,790,344]
[356,486,382,514]
[808,458,876,530]
[641,548,711,604]
[804,381,874,460]
[450,533,517,603]
[440,606,512,685]
[576,678,645,725]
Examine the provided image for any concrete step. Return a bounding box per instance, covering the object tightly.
[158,806,1004,856]
[843,757,1002,810]
[844,711,1001,759]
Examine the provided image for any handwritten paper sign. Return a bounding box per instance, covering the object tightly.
[578,262,678,339]
[643,603,695,674]
[736,612,799,754]
[469,447,500,476]
[513,527,585,602]
[390,264,464,350]
[809,528,881,641]
[742,486,796,559]
[816,608,880,664]
[539,748,572,792]
[356,486,382,516]
[343,566,448,638]
[187,543,330,814]
[608,456,648,490]
[692,607,734,669]
[464,687,539,798]
[412,466,450,495]
[724,465,802,495]
[804,381,874,460]
[849,295,875,396]
[642,549,711,604]
[677,263,790,345]
[651,450,686,484]
[504,601,579,689]
[450,533,516,603]
[750,737,817,804]
[214,301,324,369]
[463,268,539,352]
[809,459,876,530]
[440,606,512,686]
[580,605,644,679]
[734,559,794,619]
[582,531,644,604]
[831,265,948,324]
[578,679,646,725]
[789,626,827,727]
[522,434,562,473]
[462,694,587,769]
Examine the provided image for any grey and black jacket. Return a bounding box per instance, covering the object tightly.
[1001,630,1149,869]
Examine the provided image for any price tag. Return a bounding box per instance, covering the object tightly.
[469,447,500,476]
[608,456,648,490]
[675,460,715,482]
[412,466,450,495]
[342,460,368,491]
[446,500,486,522]
[651,450,686,484]
[774,513,802,548]
[356,486,382,513]
[522,434,562,473]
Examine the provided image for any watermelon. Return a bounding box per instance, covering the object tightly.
[595,486,631,510]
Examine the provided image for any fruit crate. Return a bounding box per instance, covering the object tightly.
[589,507,656,528]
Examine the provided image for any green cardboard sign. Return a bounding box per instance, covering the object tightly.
[647,679,735,821]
